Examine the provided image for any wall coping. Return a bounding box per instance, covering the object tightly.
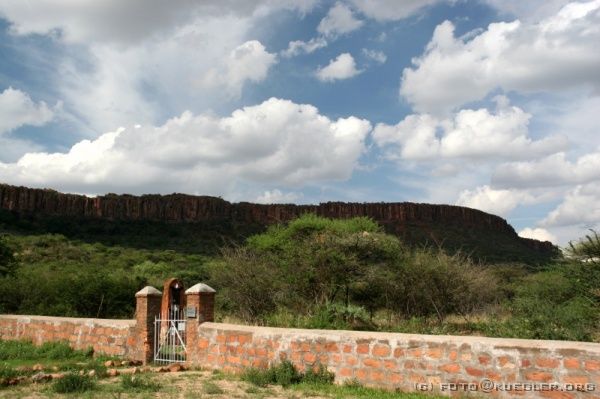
[0,315,135,329]
[3,315,600,354]
[198,322,600,353]
[185,283,216,294]
[135,286,162,297]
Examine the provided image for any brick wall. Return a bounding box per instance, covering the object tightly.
[2,285,600,398]
[189,323,600,398]
[0,315,136,357]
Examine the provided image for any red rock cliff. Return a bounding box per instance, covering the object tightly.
[0,183,555,254]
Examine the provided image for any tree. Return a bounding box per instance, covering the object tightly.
[0,235,16,276]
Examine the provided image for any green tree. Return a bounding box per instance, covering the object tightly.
[0,235,16,276]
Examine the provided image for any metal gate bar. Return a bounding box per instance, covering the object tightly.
[154,308,186,364]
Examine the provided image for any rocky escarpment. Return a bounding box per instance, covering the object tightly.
[0,183,557,260]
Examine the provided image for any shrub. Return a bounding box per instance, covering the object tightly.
[506,269,597,341]
[303,364,335,384]
[392,249,500,321]
[52,373,96,393]
[0,235,15,277]
[242,360,333,388]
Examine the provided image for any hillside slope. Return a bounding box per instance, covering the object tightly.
[0,183,558,264]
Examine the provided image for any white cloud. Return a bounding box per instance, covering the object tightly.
[0,87,56,135]
[0,1,311,134]
[201,40,277,97]
[456,185,535,217]
[0,0,318,45]
[255,189,302,204]
[349,0,443,21]
[400,1,600,114]
[281,37,327,58]
[518,227,558,243]
[0,98,371,196]
[542,182,600,226]
[362,48,387,64]
[493,151,600,189]
[316,53,362,82]
[47,18,268,133]
[373,97,567,161]
[483,0,574,21]
[317,2,363,38]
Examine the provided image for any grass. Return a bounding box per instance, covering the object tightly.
[0,340,93,361]
[51,373,96,393]
[119,374,161,392]
[290,381,447,399]
[203,381,224,394]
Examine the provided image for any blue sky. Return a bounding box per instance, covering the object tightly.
[0,0,599,246]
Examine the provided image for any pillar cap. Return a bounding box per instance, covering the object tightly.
[185,283,216,294]
[135,286,162,297]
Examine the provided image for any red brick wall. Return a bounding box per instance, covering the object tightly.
[2,313,600,398]
[189,323,600,398]
[0,315,136,358]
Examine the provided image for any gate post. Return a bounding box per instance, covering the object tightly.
[134,286,162,364]
[185,283,216,364]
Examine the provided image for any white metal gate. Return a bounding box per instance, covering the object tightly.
[153,308,186,364]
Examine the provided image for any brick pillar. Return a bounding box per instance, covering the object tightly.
[185,283,216,365]
[134,286,162,364]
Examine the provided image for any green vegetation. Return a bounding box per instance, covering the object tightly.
[120,374,161,392]
[242,360,334,388]
[289,380,446,399]
[0,340,92,362]
[202,380,225,394]
[0,211,597,341]
[211,215,500,327]
[51,373,96,393]
[0,236,15,277]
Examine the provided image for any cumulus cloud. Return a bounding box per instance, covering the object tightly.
[400,1,600,114]
[0,88,56,135]
[362,48,387,64]
[349,0,443,21]
[518,227,558,243]
[201,40,277,97]
[493,152,600,189]
[456,185,535,217]
[281,37,327,58]
[255,189,302,204]
[0,1,310,133]
[317,2,363,38]
[316,53,362,82]
[0,98,371,196]
[542,182,600,226]
[373,97,567,161]
[0,0,318,45]
[483,0,574,21]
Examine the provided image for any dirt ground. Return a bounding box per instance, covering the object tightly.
[0,370,333,399]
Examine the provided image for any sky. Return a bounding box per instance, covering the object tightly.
[0,0,599,246]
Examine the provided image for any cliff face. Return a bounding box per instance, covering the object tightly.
[0,183,556,256]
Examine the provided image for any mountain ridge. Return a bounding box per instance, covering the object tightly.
[0,183,557,263]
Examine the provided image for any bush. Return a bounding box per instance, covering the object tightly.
[0,235,15,277]
[52,373,96,393]
[242,360,333,388]
[210,214,406,323]
[303,364,335,384]
[506,269,598,341]
[391,249,500,321]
